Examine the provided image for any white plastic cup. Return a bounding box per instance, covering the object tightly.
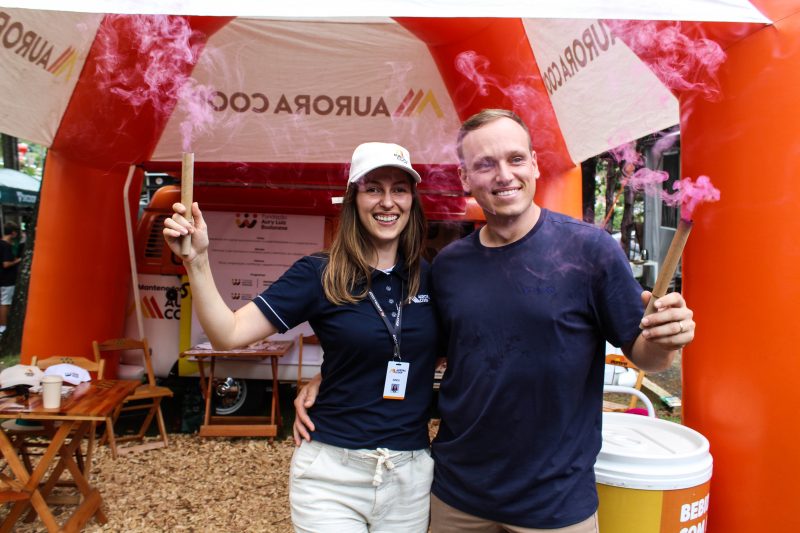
[41,375,63,409]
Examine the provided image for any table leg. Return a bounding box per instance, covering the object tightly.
[0,425,62,532]
[22,421,108,527]
[202,357,215,428]
[34,421,108,524]
[270,355,282,431]
[58,423,108,529]
[196,357,208,400]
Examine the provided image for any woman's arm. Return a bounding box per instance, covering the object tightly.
[293,373,321,445]
[163,202,277,350]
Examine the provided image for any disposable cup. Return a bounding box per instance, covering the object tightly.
[41,375,63,409]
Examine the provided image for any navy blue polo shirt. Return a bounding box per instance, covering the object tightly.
[431,210,644,528]
[253,254,438,451]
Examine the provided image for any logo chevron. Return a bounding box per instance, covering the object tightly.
[393,89,444,118]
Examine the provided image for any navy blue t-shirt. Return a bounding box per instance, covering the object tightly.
[253,254,438,451]
[431,210,644,528]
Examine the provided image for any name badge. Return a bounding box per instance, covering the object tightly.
[383,361,410,400]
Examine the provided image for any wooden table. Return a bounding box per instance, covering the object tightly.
[180,339,293,438]
[0,379,139,533]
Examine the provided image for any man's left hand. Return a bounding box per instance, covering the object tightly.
[639,291,695,350]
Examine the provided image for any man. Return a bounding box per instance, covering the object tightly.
[0,221,21,334]
[428,109,694,532]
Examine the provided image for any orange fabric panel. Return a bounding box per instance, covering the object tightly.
[396,18,575,180]
[535,165,582,219]
[681,6,800,532]
[22,154,143,361]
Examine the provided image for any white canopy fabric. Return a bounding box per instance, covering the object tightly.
[0,1,771,22]
[0,10,103,149]
[151,18,463,164]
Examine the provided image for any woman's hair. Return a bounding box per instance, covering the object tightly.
[322,174,427,305]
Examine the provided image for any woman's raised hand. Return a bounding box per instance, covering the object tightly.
[162,202,209,262]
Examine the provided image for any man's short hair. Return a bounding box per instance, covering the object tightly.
[3,221,19,237]
[456,109,533,166]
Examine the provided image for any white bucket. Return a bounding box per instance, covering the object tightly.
[595,413,713,533]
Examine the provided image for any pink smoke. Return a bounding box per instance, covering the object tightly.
[652,131,679,157]
[453,51,547,115]
[177,80,217,152]
[94,15,218,152]
[609,142,642,167]
[453,51,562,172]
[665,175,721,221]
[605,20,727,102]
[605,136,720,221]
[628,168,669,194]
[455,51,492,97]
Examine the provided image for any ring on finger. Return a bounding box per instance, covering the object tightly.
[678,320,685,333]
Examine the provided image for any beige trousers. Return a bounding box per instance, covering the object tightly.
[430,493,599,533]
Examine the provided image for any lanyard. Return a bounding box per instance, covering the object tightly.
[367,285,403,361]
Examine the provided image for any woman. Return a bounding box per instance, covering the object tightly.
[163,142,438,533]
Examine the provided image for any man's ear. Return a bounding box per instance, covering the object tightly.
[531,151,541,180]
[459,167,471,195]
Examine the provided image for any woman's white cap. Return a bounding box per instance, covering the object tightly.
[348,142,422,185]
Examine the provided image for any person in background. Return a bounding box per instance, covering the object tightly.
[164,142,438,533]
[427,109,696,532]
[0,221,21,334]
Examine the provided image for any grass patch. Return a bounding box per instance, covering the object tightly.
[0,353,20,369]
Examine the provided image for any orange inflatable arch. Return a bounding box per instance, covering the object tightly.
[22,2,800,530]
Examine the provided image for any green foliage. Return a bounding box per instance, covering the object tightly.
[0,353,20,369]
[18,140,47,178]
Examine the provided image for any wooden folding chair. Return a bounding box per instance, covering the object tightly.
[2,355,106,477]
[296,334,320,395]
[92,338,173,458]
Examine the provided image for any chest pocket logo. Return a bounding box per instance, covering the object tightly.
[411,294,430,304]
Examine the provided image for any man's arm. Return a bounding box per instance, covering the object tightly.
[623,291,695,372]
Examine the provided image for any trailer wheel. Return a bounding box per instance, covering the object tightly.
[213,377,248,415]
[212,378,268,416]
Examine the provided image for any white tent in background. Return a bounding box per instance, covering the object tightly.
[0,168,40,230]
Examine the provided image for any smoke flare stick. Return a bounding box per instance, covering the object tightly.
[644,218,692,316]
[180,152,194,256]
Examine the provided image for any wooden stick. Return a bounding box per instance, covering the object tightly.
[122,165,144,339]
[644,218,692,316]
[180,152,194,257]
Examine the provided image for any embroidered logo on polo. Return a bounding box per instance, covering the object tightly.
[411,294,430,304]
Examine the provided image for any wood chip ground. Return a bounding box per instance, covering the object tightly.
[2,422,442,532]
[1,435,297,532]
